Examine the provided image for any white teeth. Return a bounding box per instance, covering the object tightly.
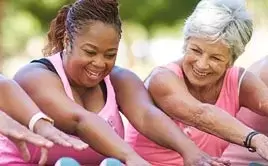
[193,68,208,77]
[87,70,101,77]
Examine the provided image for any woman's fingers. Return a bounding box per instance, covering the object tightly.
[34,120,88,150]
[58,131,88,150]
[10,139,30,162]
[39,148,48,165]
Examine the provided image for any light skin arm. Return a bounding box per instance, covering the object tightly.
[237,68,268,159]
[148,68,254,146]
[110,66,230,166]
[14,63,146,164]
[239,70,268,116]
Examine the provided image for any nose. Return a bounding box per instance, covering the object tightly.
[92,55,105,69]
[196,55,209,70]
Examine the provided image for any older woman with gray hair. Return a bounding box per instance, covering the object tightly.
[125,0,268,165]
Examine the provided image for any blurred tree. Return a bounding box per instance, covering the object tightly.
[0,0,4,73]
[2,0,200,69]
[120,0,199,32]
[8,0,74,32]
[1,0,75,64]
[120,0,199,67]
[2,0,267,71]
[247,0,268,26]
[9,0,199,33]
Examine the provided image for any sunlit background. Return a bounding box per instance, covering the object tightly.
[0,0,267,80]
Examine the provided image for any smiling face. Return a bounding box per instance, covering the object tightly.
[182,37,231,87]
[63,21,120,88]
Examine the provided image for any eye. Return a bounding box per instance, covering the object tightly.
[211,56,221,61]
[190,48,202,54]
[105,53,117,59]
[84,50,96,56]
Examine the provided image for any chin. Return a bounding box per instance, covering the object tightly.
[188,76,210,87]
[80,79,98,88]
[88,80,101,87]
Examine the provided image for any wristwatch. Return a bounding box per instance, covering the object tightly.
[28,112,54,131]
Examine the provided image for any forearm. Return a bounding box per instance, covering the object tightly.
[0,79,39,126]
[76,113,138,162]
[179,103,253,146]
[134,106,200,157]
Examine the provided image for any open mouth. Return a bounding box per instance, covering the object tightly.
[85,69,103,80]
[192,67,209,77]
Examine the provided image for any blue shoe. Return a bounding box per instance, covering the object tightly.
[55,157,80,166]
[100,158,122,166]
[249,162,263,166]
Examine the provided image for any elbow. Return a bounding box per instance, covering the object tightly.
[134,109,151,132]
[256,101,268,116]
[73,112,95,135]
[55,112,81,135]
[70,113,83,135]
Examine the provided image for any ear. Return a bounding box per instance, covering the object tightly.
[63,32,72,52]
[228,54,235,67]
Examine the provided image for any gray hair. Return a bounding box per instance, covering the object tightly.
[183,0,253,62]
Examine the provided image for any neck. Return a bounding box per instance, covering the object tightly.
[72,85,88,97]
[185,76,225,104]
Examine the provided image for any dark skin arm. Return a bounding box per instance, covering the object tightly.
[110,66,197,156]
[110,66,230,166]
[0,76,52,164]
[0,110,50,165]
[0,75,42,125]
[148,67,253,146]
[14,63,146,164]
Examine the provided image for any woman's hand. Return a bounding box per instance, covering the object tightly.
[34,119,89,151]
[183,149,231,166]
[0,111,53,165]
[252,134,268,161]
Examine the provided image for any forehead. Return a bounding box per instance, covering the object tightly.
[73,21,120,47]
[188,37,230,56]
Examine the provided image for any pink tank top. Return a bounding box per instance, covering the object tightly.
[125,63,240,166]
[0,53,124,165]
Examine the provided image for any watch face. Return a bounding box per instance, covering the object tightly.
[28,112,54,131]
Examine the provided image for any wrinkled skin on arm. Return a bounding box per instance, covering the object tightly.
[148,65,268,161]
